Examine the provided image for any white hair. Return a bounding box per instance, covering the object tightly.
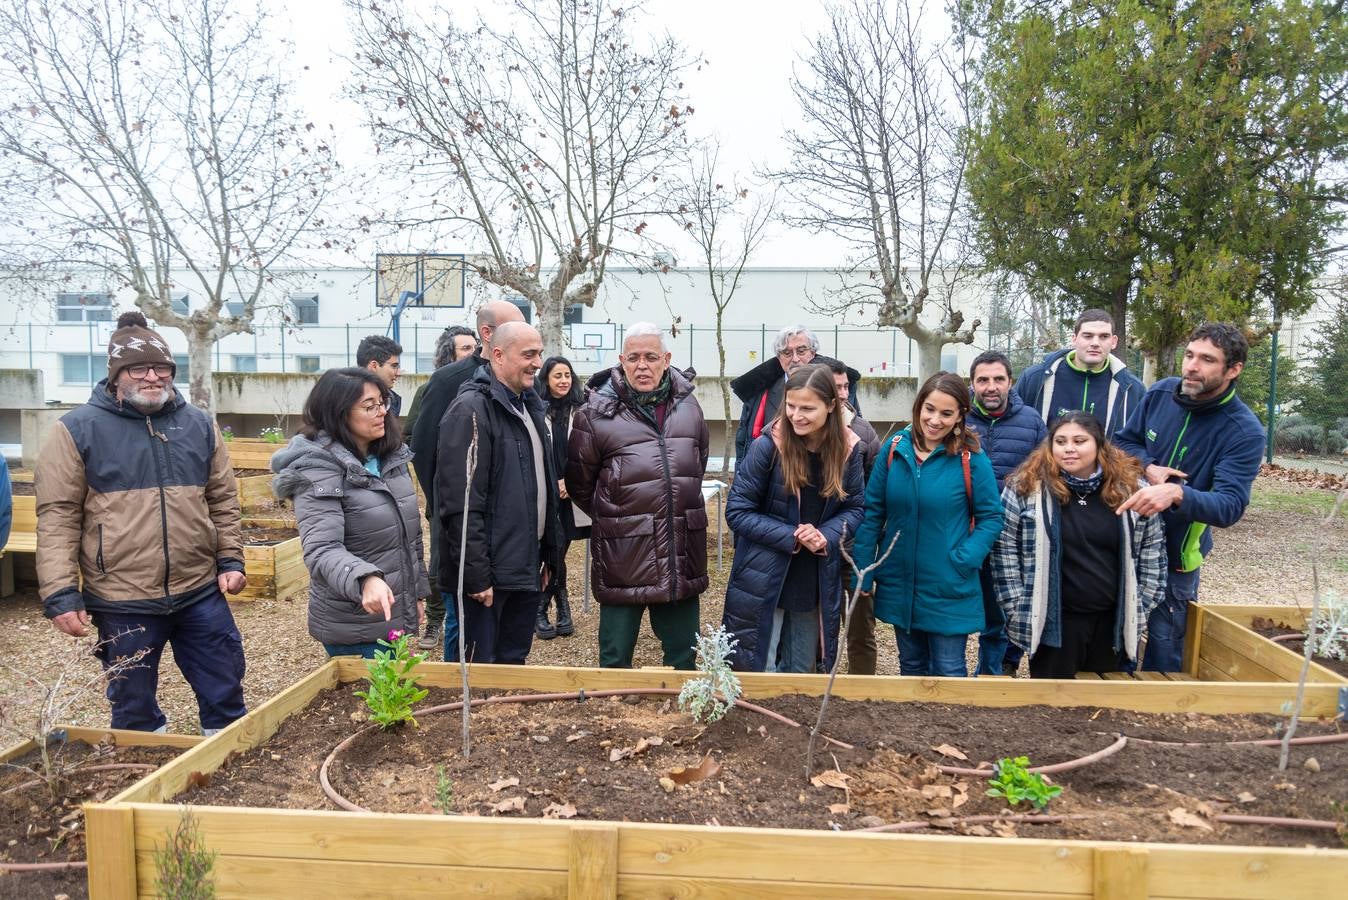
[774,325,819,355]
[623,321,668,352]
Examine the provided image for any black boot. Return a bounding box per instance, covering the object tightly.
[535,597,557,640]
[554,590,574,637]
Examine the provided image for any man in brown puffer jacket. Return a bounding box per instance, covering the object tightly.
[566,322,710,669]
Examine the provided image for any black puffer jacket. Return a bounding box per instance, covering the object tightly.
[435,365,561,594]
[271,434,429,645]
[566,366,710,606]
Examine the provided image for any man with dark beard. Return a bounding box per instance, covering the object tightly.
[1114,323,1264,672]
[36,312,248,734]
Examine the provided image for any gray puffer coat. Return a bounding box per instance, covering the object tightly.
[271,434,429,645]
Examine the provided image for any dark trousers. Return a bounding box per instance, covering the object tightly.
[598,596,699,670]
[92,590,247,733]
[425,513,444,627]
[844,573,877,675]
[1029,608,1118,679]
[1141,568,1201,673]
[461,589,543,664]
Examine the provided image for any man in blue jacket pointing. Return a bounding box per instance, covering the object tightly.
[1114,322,1264,672]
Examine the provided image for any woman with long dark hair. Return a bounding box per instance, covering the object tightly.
[722,364,865,672]
[991,411,1167,677]
[853,372,1003,677]
[534,356,589,639]
[272,367,428,658]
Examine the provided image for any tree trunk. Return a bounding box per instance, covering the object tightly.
[533,291,566,358]
[187,326,216,416]
[1111,282,1129,356]
[914,335,946,386]
[716,310,732,475]
[1154,343,1181,380]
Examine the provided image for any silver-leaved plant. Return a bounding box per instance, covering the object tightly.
[677,625,742,724]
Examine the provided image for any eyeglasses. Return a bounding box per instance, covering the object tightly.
[126,364,174,379]
[356,401,389,416]
[778,346,815,360]
[622,353,665,366]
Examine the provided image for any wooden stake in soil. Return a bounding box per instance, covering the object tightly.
[455,414,479,759]
[806,525,901,780]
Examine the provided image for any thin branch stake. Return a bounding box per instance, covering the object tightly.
[455,413,479,759]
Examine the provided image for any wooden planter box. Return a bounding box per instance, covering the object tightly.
[239,518,305,602]
[236,473,275,511]
[86,662,1348,899]
[0,726,201,768]
[1192,604,1348,685]
[223,438,281,470]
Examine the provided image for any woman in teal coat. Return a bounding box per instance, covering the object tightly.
[853,372,1003,676]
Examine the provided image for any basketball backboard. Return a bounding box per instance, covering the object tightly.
[375,253,466,309]
[569,321,616,351]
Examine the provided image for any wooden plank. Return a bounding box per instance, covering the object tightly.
[1132,672,1168,682]
[135,854,568,899]
[61,726,204,750]
[1163,672,1197,681]
[1202,604,1310,630]
[2,531,37,553]
[128,805,572,866]
[8,495,35,532]
[0,735,36,766]
[1075,672,1104,680]
[1181,603,1204,676]
[617,875,1080,899]
[1197,631,1289,684]
[1201,608,1344,684]
[1100,673,1133,681]
[1143,842,1348,900]
[107,661,342,804]
[86,804,137,900]
[569,824,617,900]
[345,661,1345,717]
[1195,660,1236,683]
[1093,847,1147,900]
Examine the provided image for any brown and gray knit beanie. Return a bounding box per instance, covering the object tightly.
[107,311,175,383]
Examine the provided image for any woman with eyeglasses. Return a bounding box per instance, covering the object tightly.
[272,367,429,658]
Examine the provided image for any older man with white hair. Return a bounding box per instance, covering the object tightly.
[567,323,710,669]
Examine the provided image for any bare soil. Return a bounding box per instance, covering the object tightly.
[240,525,297,545]
[0,740,184,900]
[1252,620,1348,680]
[9,482,33,497]
[180,685,1348,848]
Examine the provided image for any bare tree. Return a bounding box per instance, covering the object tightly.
[0,0,339,413]
[776,0,980,381]
[671,145,775,473]
[345,0,695,353]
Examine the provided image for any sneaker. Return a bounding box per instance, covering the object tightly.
[419,622,443,651]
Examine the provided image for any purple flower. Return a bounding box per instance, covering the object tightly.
[388,629,406,642]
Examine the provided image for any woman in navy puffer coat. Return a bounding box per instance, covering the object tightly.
[722,365,865,672]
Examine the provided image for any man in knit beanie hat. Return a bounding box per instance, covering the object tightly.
[35,309,250,734]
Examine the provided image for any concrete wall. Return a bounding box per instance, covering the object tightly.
[0,369,43,408]
[21,406,76,467]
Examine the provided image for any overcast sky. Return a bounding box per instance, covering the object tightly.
[282,0,856,267]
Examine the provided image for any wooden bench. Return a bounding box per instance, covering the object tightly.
[1,531,37,598]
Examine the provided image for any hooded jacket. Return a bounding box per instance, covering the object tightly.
[1014,350,1144,438]
[965,389,1048,490]
[852,428,1004,636]
[272,435,429,645]
[731,355,861,464]
[1112,377,1264,573]
[435,365,561,595]
[36,381,243,619]
[566,366,710,606]
[409,349,485,513]
[721,423,865,672]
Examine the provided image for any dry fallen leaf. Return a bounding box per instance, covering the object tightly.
[920,784,953,800]
[542,802,577,819]
[963,824,993,836]
[931,744,969,761]
[1236,791,1257,804]
[810,770,851,790]
[952,792,969,809]
[924,807,952,817]
[991,822,1018,838]
[1168,807,1213,831]
[492,796,526,814]
[827,802,850,815]
[668,753,721,785]
[487,777,520,793]
[564,731,589,743]
[658,777,676,794]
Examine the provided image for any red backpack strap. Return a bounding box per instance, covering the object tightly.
[885,433,904,469]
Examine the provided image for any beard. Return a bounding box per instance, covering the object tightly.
[120,382,170,413]
[1180,373,1225,399]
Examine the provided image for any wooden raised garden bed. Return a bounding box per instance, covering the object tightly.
[238,516,305,602]
[223,438,282,471]
[1194,604,1348,684]
[85,661,1348,899]
[1,726,200,897]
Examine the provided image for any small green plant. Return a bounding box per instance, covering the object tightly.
[153,807,217,899]
[677,625,741,724]
[1310,589,1348,660]
[985,756,1063,810]
[354,630,429,729]
[220,425,234,442]
[259,426,284,443]
[432,764,454,815]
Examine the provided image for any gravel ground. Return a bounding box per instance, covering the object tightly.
[1,471,1344,738]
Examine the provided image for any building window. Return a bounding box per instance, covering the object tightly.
[290,293,319,325]
[60,354,100,384]
[56,292,114,323]
[170,294,190,316]
[507,295,531,324]
[233,355,257,373]
[297,355,321,374]
[415,354,435,374]
[173,354,189,385]
[225,296,245,318]
[563,304,584,326]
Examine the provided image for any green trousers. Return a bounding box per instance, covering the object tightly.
[598,596,700,670]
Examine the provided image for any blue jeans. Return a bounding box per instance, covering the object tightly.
[895,628,968,677]
[91,590,246,733]
[975,564,1023,675]
[438,592,463,662]
[1141,568,1201,673]
[771,608,819,674]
